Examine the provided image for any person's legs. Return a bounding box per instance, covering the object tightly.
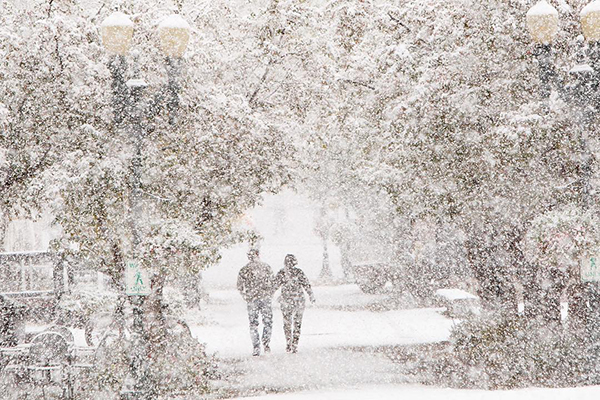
[281,303,293,352]
[291,304,305,353]
[247,301,260,355]
[259,299,273,352]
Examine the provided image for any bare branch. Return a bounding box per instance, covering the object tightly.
[249,59,275,106]
[338,79,376,90]
[388,11,411,32]
[1,147,51,193]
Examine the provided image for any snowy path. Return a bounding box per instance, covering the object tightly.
[186,284,453,396]
[186,285,600,399]
[188,285,453,357]
[237,384,600,400]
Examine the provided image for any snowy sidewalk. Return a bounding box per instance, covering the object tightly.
[238,384,600,400]
[186,285,600,399]
[187,285,453,358]
[186,285,453,395]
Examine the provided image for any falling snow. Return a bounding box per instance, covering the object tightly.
[2,0,600,399]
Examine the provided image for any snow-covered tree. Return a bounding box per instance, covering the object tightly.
[1,0,293,281]
[297,0,600,314]
[2,0,295,394]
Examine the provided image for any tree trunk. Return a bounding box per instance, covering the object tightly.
[567,282,587,331]
[541,268,566,324]
[0,208,8,252]
[148,272,168,352]
[108,244,126,337]
[340,242,352,281]
[522,262,544,321]
[508,228,566,325]
[466,237,519,316]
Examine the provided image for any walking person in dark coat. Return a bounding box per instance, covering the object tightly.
[272,254,315,353]
[237,248,275,356]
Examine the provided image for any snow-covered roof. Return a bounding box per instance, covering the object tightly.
[158,14,190,30]
[526,0,558,17]
[101,11,134,28]
[581,0,600,17]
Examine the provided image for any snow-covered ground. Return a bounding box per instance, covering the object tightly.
[187,284,450,396]
[185,192,600,399]
[188,285,452,358]
[239,384,600,400]
[187,283,600,399]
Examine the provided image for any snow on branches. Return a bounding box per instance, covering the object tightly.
[523,205,600,272]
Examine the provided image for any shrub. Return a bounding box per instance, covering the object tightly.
[84,317,218,399]
[447,315,589,389]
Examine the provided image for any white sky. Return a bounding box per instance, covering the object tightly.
[204,190,342,288]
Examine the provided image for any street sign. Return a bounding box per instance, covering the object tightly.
[581,255,600,282]
[125,260,151,296]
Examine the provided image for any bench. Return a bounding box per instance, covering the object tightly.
[1,328,95,399]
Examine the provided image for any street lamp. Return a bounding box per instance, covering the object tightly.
[526,0,600,376]
[526,0,558,45]
[100,11,190,400]
[582,1,600,43]
[526,1,600,106]
[526,1,559,97]
[526,0,600,251]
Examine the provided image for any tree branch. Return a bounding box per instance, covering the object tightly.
[388,12,411,32]
[248,59,275,106]
[1,147,51,194]
[338,79,375,90]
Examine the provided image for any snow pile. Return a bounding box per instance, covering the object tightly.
[100,11,133,27]
[581,1,600,17]
[526,1,559,17]
[158,14,191,30]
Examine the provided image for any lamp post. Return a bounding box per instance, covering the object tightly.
[527,0,600,378]
[100,11,190,400]
[526,0,559,98]
[527,1,600,123]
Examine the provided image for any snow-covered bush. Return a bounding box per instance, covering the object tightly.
[146,324,217,398]
[88,317,217,399]
[446,316,588,389]
[57,290,118,319]
[523,205,600,273]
